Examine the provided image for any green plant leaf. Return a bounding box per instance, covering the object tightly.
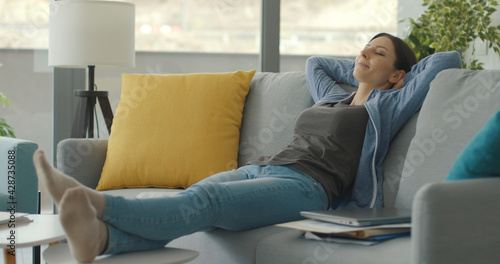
[0,93,15,137]
[429,42,440,49]
[0,118,15,138]
[402,0,500,69]
[0,93,11,107]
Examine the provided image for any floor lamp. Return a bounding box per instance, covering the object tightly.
[48,0,135,138]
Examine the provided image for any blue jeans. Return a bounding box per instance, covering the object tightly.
[101,165,329,255]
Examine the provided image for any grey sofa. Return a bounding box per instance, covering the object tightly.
[55,69,500,264]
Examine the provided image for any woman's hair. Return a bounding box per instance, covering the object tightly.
[370,33,417,73]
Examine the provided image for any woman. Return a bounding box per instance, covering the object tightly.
[34,33,461,262]
[305,33,461,209]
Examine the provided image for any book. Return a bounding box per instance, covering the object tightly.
[277,219,411,234]
[331,227,411,239]
[303,231,410,246]
[303,232,380,246]
[276,219,411,245]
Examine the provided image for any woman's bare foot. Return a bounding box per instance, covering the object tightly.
[33,150,106,218]
[59,187,108,263]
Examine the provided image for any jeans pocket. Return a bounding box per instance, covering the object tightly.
[306,179,329,210]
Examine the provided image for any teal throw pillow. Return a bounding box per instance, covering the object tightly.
[446,110,500,181]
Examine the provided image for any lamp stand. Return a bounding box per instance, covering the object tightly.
[71,65,114,138]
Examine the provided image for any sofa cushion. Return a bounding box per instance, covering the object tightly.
[169,226,288,264]
[382,112,419,208]
[238,72,315,165]
[445,110,500,181]
[395,69,500,209]
[255,229,411,264]
[97,70,255,191]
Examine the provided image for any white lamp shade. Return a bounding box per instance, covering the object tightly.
[49,0,135,68]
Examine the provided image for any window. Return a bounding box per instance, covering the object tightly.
[131,0,261,53]
[280,0,398,56]
[0,0,398,57]
[0,0,50,49]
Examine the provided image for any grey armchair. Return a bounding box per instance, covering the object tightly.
[0,137,38,214]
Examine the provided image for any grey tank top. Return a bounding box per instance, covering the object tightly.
[248,99,369,203]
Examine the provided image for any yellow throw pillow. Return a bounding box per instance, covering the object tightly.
[96,70,256,190]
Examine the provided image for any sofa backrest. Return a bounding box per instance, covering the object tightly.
[382,112,419,207]
[395,69,500,209]
[238,72,314,166]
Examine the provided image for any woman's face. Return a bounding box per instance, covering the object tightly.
[353,36,401,89]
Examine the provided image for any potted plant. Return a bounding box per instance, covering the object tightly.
[403,0,500,70]
[0,92,15,137]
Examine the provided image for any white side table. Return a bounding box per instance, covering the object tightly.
[0,214,65,264]
[0,214,65,247]
[1,214,198,264]
[44,244,199,264]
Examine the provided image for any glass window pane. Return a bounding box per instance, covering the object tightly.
[131,0,261,53]
[0,0,50,49]
[281,0,398,56]
[0,0,262,53]
[0,0,398,57]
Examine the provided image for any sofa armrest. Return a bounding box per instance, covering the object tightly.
[56,139,108,189]
[0,138,39,213]
[411,178,500,264]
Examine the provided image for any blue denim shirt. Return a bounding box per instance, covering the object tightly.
[305,51,462,209]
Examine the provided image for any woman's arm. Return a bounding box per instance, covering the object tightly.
[305,56,359,103]
[394,51,462,122]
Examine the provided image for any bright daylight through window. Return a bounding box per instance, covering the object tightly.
[0,0,397,57]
